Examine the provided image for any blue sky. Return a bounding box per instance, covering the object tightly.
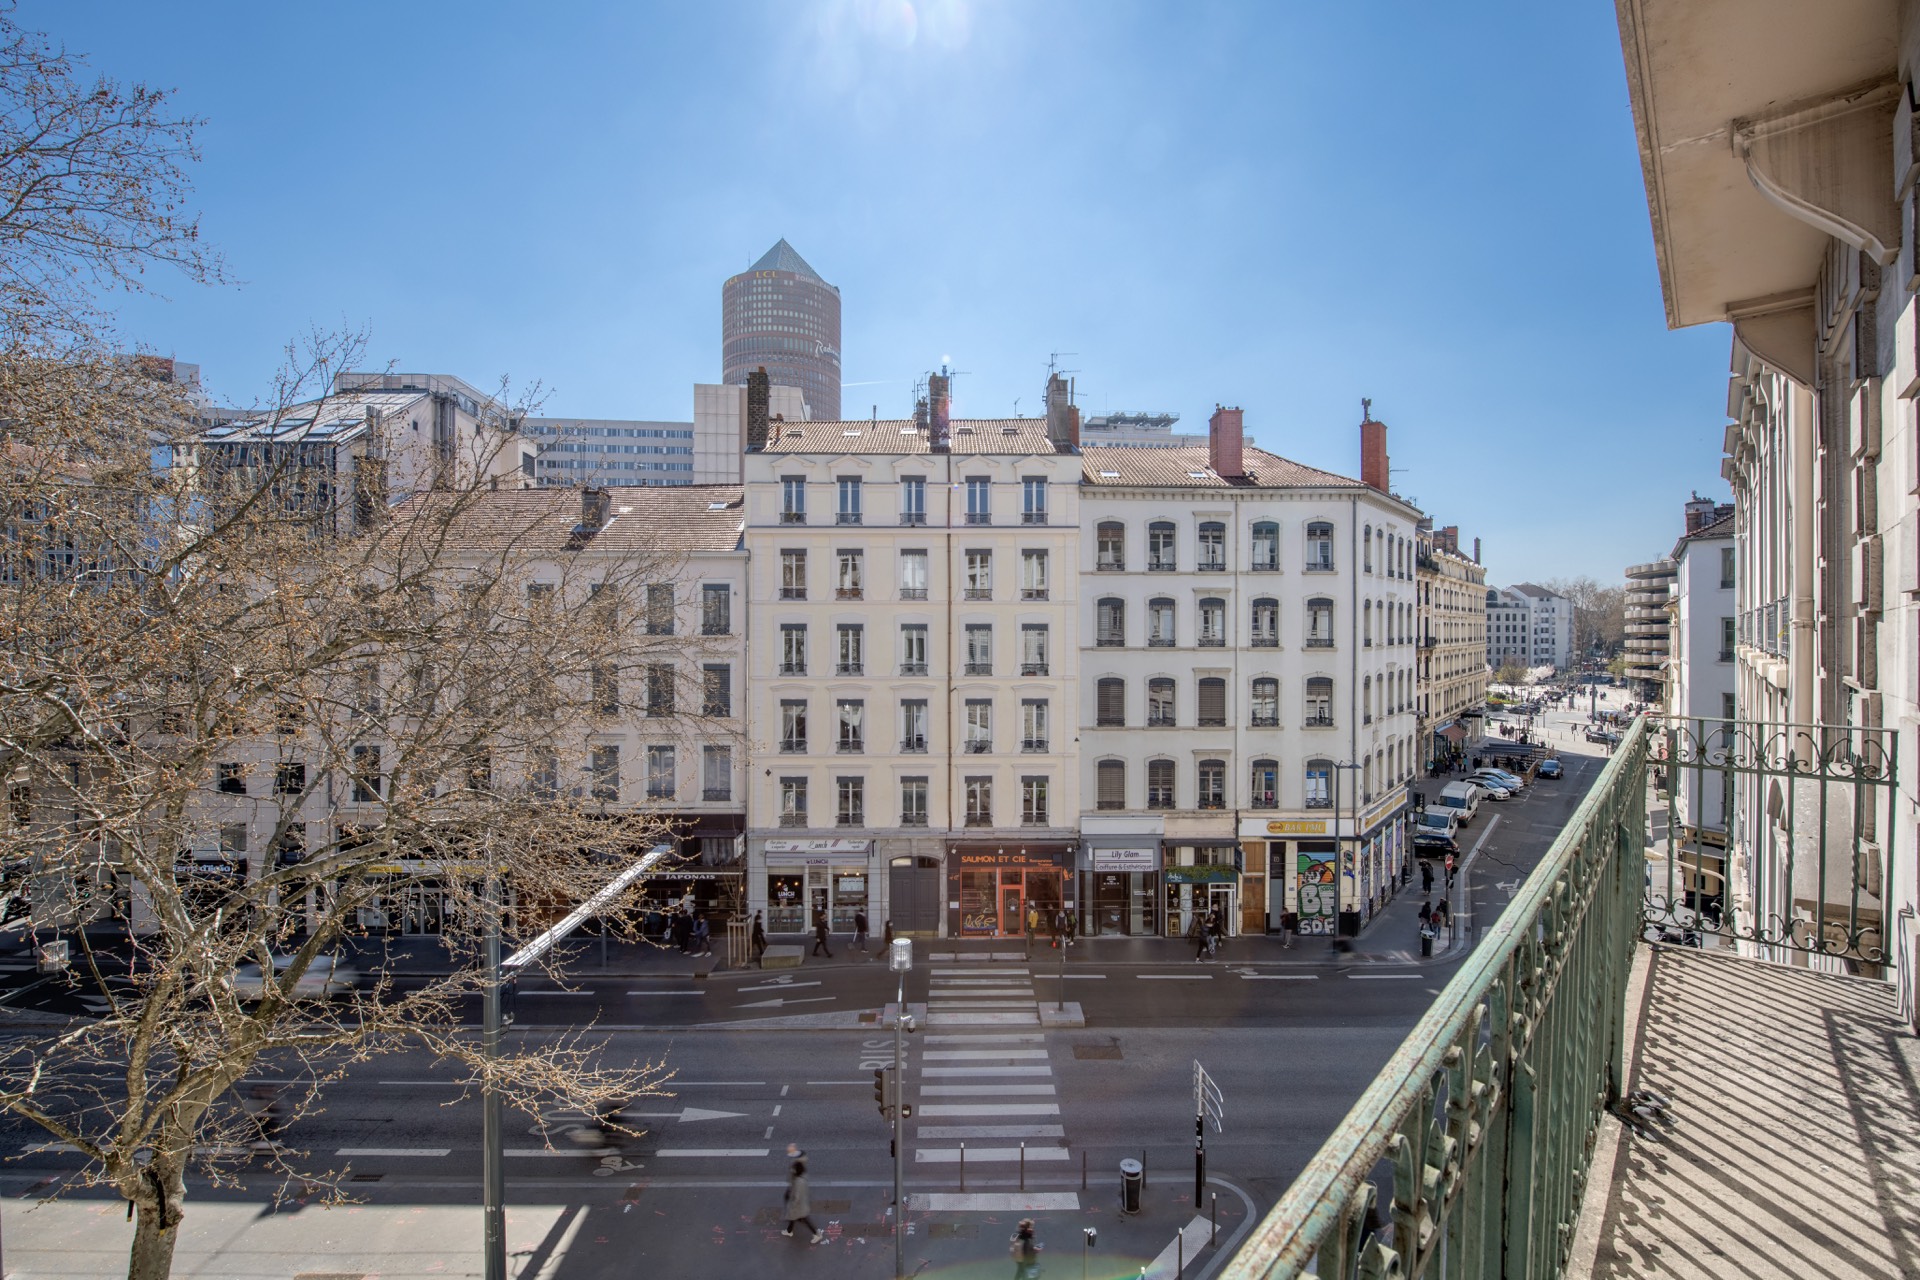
[29,1,1730,585]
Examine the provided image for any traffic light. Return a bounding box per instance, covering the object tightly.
[873,1066,897,1116]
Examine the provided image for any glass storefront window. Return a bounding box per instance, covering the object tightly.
[832,866,867,930]
[767,873,804,932]
[960,870,997,935]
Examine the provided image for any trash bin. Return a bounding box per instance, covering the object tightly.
[1119,1158,1143,1214]
[1338,910,1361,937]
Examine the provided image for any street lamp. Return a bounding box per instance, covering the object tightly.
[889,936,914,1280]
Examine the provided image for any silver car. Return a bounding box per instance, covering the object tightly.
[229,955,359,1000]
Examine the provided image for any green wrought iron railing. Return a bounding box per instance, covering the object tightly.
[1221,718,1651,1280]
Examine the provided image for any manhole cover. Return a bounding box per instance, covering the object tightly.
[1073,1044,1122,1060]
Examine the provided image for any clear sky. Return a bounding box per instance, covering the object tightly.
[27,1,1731,585]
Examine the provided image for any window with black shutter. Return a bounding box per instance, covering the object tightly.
[1096,677,1125,727]
[1197,677,1227,726]
[1096,760,1125,809]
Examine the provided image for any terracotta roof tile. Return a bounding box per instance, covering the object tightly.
[1080,445,1366,490]
[397,485,745,555]
[759,418,1062,455]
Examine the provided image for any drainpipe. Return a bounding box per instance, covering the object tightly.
[1348,495,1360,919]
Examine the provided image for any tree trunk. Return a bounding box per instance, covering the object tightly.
[126,1169,184,1280]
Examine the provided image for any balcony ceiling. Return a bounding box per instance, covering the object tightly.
[1617,0,1898,328]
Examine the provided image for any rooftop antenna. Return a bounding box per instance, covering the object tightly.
[1013,397,1021,417]
[1048,352,1079,379]
[1361,396,1373,422]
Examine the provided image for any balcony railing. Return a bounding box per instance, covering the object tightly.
[836,738,863,753]
[779,587,806,600]
[964,812,991,826]
[779,662,806,676]
[964,587,991,600]
[964,740,991,754]
[900,738,928,753]
[835,587,862,600]
[964,662,992,676]
[702,787,730,802]
[779,739,805,753]
[836,810,863,827]
[900,662,928,677]
[1251,635,1279,648]
[900,587,928,600]
[1096,556,1124,572]
[1021,588,1048,601]
[1020,662,1049,676]
[1198,635,1225,648]
[836,512,862,525]
[901,812,929,826]
[835,662,863,676]
[778,813,806,827]
[965,512,991,525]
[1022,511,1047,525]
[1303,712,1334,727]
[1250,714,1278,727]
[779,511,805,524]
[1096,631,1124,647]
[1148,557,1176,572]
[1148,636,1175,648]
[1021,738,1048,752]
[900,512,927,526]
[1305,636,1334,649]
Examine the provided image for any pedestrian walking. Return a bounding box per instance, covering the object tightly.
[781,1158,824,1243]
[1048,907,1064,950]
[1191,912,1210,962]
[692,912,711,957]
[751,910,767,967]
[1279,909,1297,948]
[1009,1218,1042,1279]
[883,919,895,953]
[811,909,833,958]
[1434,898,1451,928]
[1421,861,1434,894]
[853,908,869,954]
[1063,910,1077,947]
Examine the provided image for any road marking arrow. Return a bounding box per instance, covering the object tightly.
[1496,879,1521,898]
[737,980,822,993]
[736,996,836,1009]
[625,1107,746,1123]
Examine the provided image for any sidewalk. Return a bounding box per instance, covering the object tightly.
[2,1166,1255,1279]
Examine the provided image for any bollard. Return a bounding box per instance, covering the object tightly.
[960,1142,966,1192]
[1119,1158,1143,1215]
[1020,1141,1026,1190]
[1178,1232,1184,1278]
[1082,1149,1087,1191]
[1212,1192,1218,1245]
[1141,1150,1147,1189]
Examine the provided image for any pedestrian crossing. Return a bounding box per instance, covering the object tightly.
[908,965,1079,1213]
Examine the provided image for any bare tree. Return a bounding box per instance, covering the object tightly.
[1543,575,1626,656]
[0,15,707,1276]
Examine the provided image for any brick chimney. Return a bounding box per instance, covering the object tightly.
[928,373,951,450]
[1361,412,1389,492]
[1473,536,1481,565]
[745,367,771,451]
[1045,373,1080,450]
[581,486,610,533]
[1683,490,1717,534]
[1437,525,1459,555]
[1209,405,1245,478]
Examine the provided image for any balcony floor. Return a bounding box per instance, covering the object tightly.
[1571,945,1920,1279]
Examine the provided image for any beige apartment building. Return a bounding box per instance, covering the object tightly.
[740,372,1082,939]
[1415,520,1488,770]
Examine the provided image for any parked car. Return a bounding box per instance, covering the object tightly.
[1413,831,1460,856]
[1471,767,1528,792]
[1415,809,1458,838]
[229,955,359,1001]
[1474,780,1514,800]
[1585,728,1621,745]
[1434,781,1482,822]
[1536,758,1563,779]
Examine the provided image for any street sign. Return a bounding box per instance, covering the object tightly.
[1192,1061,1224,1134]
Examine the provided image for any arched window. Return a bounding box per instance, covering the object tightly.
[1305,521,1334,571]
[1198,597,1226,647]
[1250,758,1278,809]
[1250,521,1279,571]
[1197,520,1226,571]
[1363,599,1373,645]
[1096,597,1124,647]
[1251,677,1278,726]
[1197,759,1226,809]
[1148,521,1176,571]
[1305,677,1333,726]
[1146,758,1176,809]
[1148,597,1176,647]
[1096,677,1125,727]
[1147,677,1176,726]
[1251,598,1279,647]
[1096,521,1125,571]
[1363,525,1373,572]
[1096,759,1126,810]
[1197,677,1226,726]
[1363,674,1373,723]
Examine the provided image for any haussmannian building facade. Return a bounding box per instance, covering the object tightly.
[1078,409,1421,942]
[1415,521,1488,769]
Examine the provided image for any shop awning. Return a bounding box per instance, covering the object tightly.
[1440,723,1467,743]
[1166,866,1239,884]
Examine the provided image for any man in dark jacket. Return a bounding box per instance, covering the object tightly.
[811,909,833,958]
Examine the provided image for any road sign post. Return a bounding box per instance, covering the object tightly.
[1192,1061,1223,1203]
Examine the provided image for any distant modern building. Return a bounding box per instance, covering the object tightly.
[722,239,841,422]
[1623,558,1677,702]
[524,384,808,488]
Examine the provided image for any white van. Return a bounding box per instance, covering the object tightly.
[1433,781,1482,824]
[1415,809,1458,838]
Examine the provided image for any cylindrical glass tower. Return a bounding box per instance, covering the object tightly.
[722,239,841,422]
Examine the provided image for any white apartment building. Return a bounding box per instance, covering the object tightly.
[1486,584,1572,673]
[1416,522,1489,769]
[1079,409,1420,941]
[740,373,1082,939]
[1667,498,1737,860]
[1621,0,1919,1026]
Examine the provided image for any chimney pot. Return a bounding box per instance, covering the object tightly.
[1208,405,1245,479]
[928,373,952,450]
[582,486,609,533]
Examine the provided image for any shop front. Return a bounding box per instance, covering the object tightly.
[1161,840,1240,938]
[1240,817,1335,934]
[639,816,745,929]
[1083,842,1158,937]
[949,844,1074,939]
[761,838,873,935]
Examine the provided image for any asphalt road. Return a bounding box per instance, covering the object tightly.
[0,698,1618,1277]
